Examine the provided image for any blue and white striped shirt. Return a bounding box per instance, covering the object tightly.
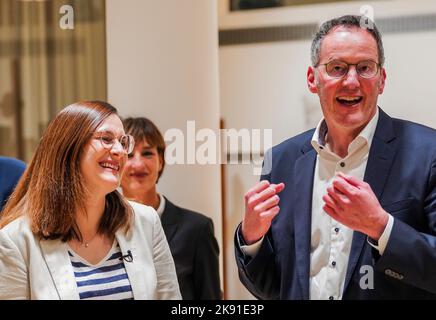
[68,241,134,300]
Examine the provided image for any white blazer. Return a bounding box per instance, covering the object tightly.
[0,201,181,300]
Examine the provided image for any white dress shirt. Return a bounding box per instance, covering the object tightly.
[156,193,166,218]
[241,108,394,300]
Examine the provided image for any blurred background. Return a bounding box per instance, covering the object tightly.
[1,0,435,299]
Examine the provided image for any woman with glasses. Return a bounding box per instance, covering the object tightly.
[0,101,181,300]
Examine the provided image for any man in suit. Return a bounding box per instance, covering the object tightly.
[235,15,436,299]
[0,156,26,211]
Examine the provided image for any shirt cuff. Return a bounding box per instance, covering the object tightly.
[241,237,264,258]
[237,226,264,258]
[367,214,394,255]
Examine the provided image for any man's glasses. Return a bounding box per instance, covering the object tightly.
[317,60,380,79]
[94,131,135,154]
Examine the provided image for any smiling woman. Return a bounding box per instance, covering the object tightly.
[0,101,181,300]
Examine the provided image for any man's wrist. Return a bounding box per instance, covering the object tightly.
[241,225,263,245]
[370,209,389,241]
[367,214,394,255]
[238,227,248,246]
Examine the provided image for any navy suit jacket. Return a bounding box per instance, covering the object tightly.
[0,157,26,211]
[235,109,436,299]
[161,197,221,300]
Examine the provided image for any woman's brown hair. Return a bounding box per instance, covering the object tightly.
[123,117,166,181]
[0,101,132,241]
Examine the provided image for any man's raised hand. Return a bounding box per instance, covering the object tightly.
[242,180,285,245]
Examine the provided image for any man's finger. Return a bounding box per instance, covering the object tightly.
[326,187,346,210]
[247,186,278,209]
[337,172,363,188]
[322,193,335,208]
[245,180,270,199]
[332,176,357,197]
[253,194,280,213]
[259,205,280,220]
[323,203,339,219]
[270,183,285,194]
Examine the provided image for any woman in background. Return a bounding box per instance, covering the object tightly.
[0,101,181,300]
[120,117,221,300]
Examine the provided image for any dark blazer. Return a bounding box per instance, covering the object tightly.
[0,157,26,211]
[235,108,436,299]
[161,197,221,300]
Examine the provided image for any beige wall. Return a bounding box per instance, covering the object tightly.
[219,0,436,29]
[106,0,223,287]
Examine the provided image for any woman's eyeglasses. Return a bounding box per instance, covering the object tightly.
[94,131,135,154]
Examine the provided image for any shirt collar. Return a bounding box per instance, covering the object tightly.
[311,107,379,155]
[156,193,166,218]
[117,187,166,217]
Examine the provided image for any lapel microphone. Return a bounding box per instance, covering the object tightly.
[119,250,133,262]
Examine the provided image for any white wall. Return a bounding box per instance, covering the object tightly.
[219,0,436,299]
[106,0,223,286]
[219,0,436,29]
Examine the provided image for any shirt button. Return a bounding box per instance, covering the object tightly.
[329,296,334,300]
[332,261,336,267]
[334,227,339,233]
[340,162,345,167]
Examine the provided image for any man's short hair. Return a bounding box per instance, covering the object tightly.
[311,15,385,67]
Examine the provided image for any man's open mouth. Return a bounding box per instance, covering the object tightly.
[336,96,363,106]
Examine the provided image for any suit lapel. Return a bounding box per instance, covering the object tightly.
[39,239,79,300]
[293,141,317,300]
[162,224,178,244]
[160,198,179,243]
[343,108,397,291]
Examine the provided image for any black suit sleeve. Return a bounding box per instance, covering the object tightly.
[234,154,280,300]
[375,153,436,293]
[193,218,222,299]
[234,224,280,300]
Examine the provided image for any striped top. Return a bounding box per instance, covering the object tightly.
[68,241,134,300]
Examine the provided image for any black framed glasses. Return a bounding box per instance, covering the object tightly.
[94,131,135,154]
[317,60,381,79]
